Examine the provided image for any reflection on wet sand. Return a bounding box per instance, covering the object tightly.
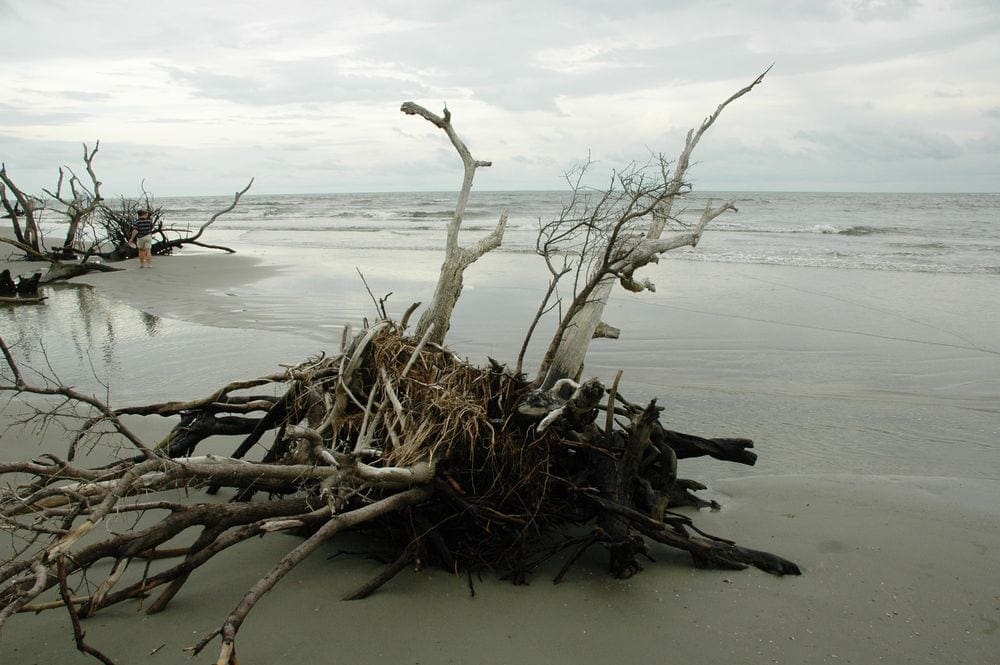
[1,279,321,405]
[1,283,162,383]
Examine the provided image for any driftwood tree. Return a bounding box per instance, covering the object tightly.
[90,179,254,261]
[42,142,104,258]
[0,165,254,285]
[2,143,252,268]
[0,70,797,665]
[0,149,121,288]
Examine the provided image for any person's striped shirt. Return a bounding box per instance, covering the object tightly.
[134,216,153,237]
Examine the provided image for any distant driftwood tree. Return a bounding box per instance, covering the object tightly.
[0,69,796,665]
[0,142,254,286]
[1,150,120,290]
[92,178,255,260]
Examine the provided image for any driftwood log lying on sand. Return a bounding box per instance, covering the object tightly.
[1,236,122,286]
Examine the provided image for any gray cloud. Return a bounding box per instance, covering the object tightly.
[52,90,114,102]
[932,89,966,99]
[143,2,999,118]
[966,134,1000,154]
[0,0,24,22]
[462,36,766,113]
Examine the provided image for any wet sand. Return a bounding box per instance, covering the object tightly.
[2,228,999,663]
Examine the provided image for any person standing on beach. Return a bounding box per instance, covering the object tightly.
[129,209,155,268]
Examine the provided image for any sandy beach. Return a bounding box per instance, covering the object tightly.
[2,229,999,664]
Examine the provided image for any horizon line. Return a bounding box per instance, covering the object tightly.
[142,188,1000,199]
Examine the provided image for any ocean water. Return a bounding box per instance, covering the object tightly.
[138,190,1000,274]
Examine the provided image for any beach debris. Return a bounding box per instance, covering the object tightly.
[90,178,254,262]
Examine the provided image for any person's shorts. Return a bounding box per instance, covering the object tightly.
[136,235,153,250]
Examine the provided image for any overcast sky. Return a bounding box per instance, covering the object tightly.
[1,0,998,196]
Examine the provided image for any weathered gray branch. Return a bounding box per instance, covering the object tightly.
[646,64,771,239]
[401,102,508,344]
[190,178,254,243]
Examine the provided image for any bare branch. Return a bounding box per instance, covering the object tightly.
[0,162,44,252]
[189,178,254,243]
[647,65,771,239]
[1,335,155,458]
[401,102,508,344]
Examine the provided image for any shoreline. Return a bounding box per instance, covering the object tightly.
[2,226,999,663]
